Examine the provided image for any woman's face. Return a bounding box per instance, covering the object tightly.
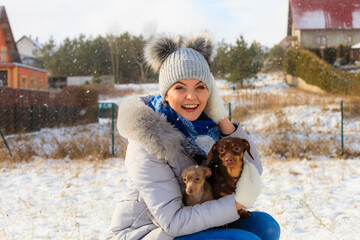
[165,79,209,121]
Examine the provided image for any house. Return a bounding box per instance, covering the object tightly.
[66,75,115,87]
[67,76,94,86]
[287,0,360,48]
[351,42,360,61]
[0,6,47,89]
[16,35,43,67]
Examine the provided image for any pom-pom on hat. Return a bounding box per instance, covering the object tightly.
[144,32,216,98]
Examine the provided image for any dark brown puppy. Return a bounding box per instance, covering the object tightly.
[206,137,254,218]
[181,165,214,206]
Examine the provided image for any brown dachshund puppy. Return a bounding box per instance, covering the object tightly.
[181,165,214,206]
[206,137,254,218]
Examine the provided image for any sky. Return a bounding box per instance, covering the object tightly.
[2,0,289,48]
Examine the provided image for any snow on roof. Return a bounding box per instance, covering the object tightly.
[291,0,360,30]
[17,35,43,49]
[352,42,360,49]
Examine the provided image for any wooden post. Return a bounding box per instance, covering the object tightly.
[341,100,344,156]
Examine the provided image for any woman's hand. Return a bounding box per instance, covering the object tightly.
[233,160,261,209]
[235,201,244,211]
[218,117,236,135]
[204,75,228,123]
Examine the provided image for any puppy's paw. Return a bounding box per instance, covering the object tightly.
[238,209,252,218]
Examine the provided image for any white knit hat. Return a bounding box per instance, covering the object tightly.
[144,32,216,98]
[158,48,212,98]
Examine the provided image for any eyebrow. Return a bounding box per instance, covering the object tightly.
[195,81,204,85]
[175,80,204,86]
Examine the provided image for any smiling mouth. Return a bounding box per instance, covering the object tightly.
[182,104,199,112]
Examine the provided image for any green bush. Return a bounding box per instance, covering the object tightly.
[284,47,360,96]
[336,44,352,65]
[324,47,337,65]
[308,47,337,65]
[262,45,285,72]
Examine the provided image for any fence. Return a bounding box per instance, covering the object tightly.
[0,87,99,135]
[225,87,360,158]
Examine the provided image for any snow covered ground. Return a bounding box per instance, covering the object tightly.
[1,72,360,239]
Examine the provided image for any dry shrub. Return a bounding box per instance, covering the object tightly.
[0,145,37,162]
[51,136,111,160]
[261,133,337,159]
[343,97,360,119]
[99,88,137,100]
[50,134,128,161]
[61,85,99,107]
[0,129,128,162]
[272,111,293,132]
[343,147,360,158]
[228,88,338,122]
[231,105,259,123]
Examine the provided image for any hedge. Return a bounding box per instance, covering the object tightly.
[284,47,360,96]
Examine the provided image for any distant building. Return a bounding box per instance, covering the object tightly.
[0,6,47,89]
[67,76,93,86]
[16,35,43,67]
[66,75,115,86]
[351,42,360,61]
[287,0,360,48]
[48,76,67,89]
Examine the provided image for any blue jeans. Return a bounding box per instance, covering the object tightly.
[175,212,280,240]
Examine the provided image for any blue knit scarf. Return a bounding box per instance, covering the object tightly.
[148,94,220,159]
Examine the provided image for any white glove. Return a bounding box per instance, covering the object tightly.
[204,75,228,123]
[233,159,261,208]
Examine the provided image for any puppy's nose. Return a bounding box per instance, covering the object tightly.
[225,157,233,164]
[186,188,192,194]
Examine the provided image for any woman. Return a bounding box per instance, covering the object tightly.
[106,32,280,240]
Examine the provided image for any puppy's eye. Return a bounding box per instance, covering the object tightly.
[219,147,225,154]
[194,177,200,182]
[183,178,187,183]
[234,146,241,152]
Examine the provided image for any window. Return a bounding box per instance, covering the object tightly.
[348,36,352,45]
[0,70,7,86]
[32,49,39,56]
[321,37,327,46]
[1,47,7,62]
[30,79,36,89]
[316,36,327,47]
[22,77,27,89]
[39,79,44,89]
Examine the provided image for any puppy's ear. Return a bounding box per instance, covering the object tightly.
[180,169,186,178]
[203,167,212,178]
[206,141,218,165]
[242,139,254,160]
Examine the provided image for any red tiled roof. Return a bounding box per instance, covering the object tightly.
[291,0,360,30]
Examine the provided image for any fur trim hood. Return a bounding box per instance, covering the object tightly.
[117,95,185,160]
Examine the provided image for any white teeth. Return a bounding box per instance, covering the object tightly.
[182,104,198,109]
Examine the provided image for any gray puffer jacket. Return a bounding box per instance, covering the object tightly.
[106,96,263,240]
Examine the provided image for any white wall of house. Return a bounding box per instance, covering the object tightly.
[67,76,93,86]
[299,29,360,48]
[16,37,41,58]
